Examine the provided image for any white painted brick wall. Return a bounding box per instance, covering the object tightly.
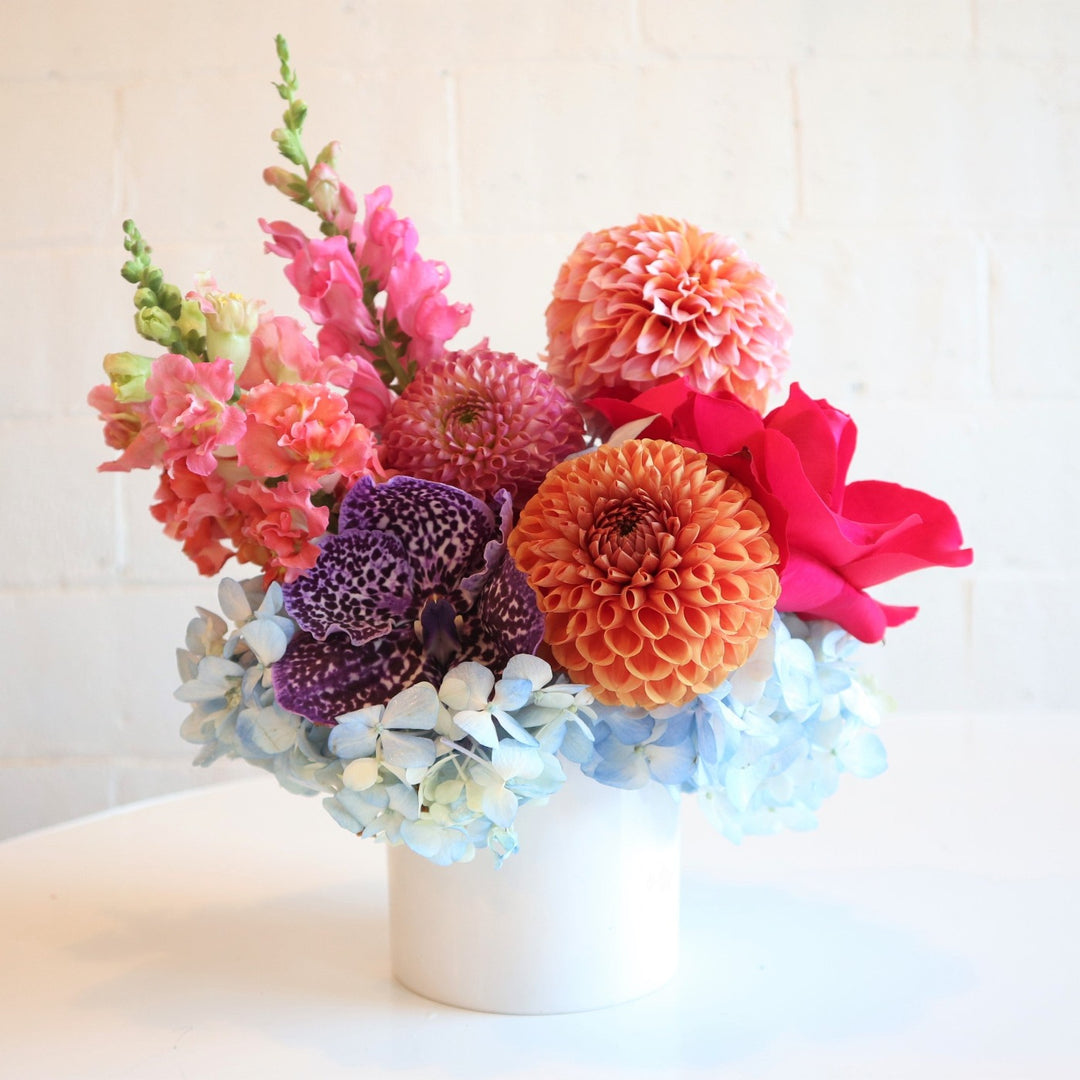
[1,0,1075,839]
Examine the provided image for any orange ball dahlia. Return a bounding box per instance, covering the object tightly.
[508,438,780,709]
[545,215,791,412]
[381,344,585,505]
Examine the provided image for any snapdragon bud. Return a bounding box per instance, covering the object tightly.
[135,306,177,347]
[307,162,341,221]
[263,165,309,201]
[204,291,262,378]
[315,140,341,169]
[176,297,207,340]
[103,351,155,403]
[158,283,183,319]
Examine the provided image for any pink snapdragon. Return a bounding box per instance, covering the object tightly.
[237,381,381,491]
[307,160,359,235]
[87,383,165,472]
[265,229,380,360]
[151,459,238,576]
[240,315,331,389]
[352,185,418,290]
[146,354,245,476]
[228,479,329,583]
[336,353,398,429]
[386,253,472,367]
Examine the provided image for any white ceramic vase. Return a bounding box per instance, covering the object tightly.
[386,765,681,1014]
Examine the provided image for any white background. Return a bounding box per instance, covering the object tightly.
[0,0,1075,838]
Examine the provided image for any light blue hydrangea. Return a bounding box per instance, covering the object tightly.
[175,577,341,795]
[573,613,887,842]
[176,581,886,861]
[175,580,597,865]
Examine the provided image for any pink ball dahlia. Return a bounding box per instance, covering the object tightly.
[380,344,585,506]
[545,215,792,412]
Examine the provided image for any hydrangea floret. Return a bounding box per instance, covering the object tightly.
[176,577,597,865]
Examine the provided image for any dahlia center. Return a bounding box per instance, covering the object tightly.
[446,393,486,428]
[591,497,666,563]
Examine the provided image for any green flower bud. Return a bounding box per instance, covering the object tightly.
[158,283,183,319]
[315,141,341,168]
[104,351,155,403]
[176,297,207,340]
[263,166,309,201]
[133,287,157,309]
[135,306,177,347]
[145,267,164,293]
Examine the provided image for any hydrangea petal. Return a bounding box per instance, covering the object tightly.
[240,618,290,666]
[481,784,519,828]
[342,757,380,790]
[382,682,441,731]
[837,731,887,778]
[380,731,438,769]
[236,704,303,756]
[327,710,380,758]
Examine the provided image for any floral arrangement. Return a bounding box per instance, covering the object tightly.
[90,38,971,865]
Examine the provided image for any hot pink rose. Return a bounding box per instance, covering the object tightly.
[591,380,973,643]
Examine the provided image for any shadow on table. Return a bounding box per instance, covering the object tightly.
[67,871,969,1075]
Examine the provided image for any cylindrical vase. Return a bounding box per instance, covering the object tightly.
[386,766,681,1014]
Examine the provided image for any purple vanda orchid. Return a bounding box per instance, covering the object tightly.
[272,476,544,725]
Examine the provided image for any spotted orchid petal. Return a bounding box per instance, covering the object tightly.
[338,476,496,597]
[282,529,415,645]
[273,628,425,725]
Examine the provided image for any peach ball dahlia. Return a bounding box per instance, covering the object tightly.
[381,344,585,505]
[545,215,791,412]
[508,438,780,709]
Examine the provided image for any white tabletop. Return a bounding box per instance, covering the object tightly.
[1,712,1077,1079]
